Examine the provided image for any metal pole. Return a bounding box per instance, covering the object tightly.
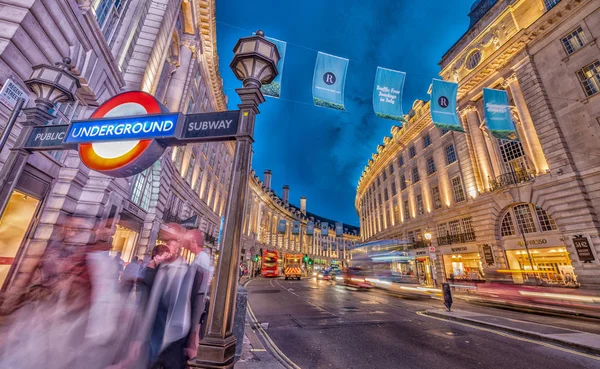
[519,224,535,280]
[0,98,25,154]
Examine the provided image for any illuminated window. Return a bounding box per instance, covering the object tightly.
[416,193,424,216]
[431,185,442,210]
[445,144,457,165]
[562,27,586,55]
[513,204,537,234]
[412,167,420,183]
[423,134,431,148]
[577,60,600,97]
[501,212,515,236]
[449,220,461,235]
[498,139,531,173]
[131,165,155,211]
[437,222,448,237]
[465,50,481,70]
[535,206,557,232]
[462,217,475,241]
[451,176,465,203]
[426,156,436,175]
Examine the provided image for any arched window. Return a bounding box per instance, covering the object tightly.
[465,50,482,70]
[131,165,155,211]
[499,203,558,237]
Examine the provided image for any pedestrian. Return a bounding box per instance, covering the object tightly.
[238,263,245,283]
[122,256,142,294]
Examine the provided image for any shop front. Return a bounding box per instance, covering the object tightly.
[503,235,577,286]
[111,205,144,263]
[409,249,433,285]
[441,244,485,282]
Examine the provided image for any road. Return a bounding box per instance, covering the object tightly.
[245,277,600,369]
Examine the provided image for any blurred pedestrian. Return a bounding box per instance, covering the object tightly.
[122,256,142,294]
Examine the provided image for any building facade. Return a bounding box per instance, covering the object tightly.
[241,169,360,272]
[356,0,600,289]
[0,0,230,295]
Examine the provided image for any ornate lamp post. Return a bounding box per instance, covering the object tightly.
[424,229,438,287]
[0,58,80,216]
[190,30,279,369]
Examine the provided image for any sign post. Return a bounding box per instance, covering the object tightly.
[0,98,25,154]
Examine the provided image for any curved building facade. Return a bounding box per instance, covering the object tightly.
[356,0,600,289]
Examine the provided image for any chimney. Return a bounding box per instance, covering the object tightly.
[300,196,306,215]
[282,185,290,204]
[264,170,272,189]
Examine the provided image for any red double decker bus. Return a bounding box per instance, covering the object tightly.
[262,250,279,277]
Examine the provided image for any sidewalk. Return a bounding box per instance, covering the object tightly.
[234,320,286,369]
[425,309,600,355]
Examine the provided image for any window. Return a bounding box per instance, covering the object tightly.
[389,164,395,174]
[391,182,397,196]
[440,128,450,136]
[412,167,420,183]
[451,176,465,203]
[384,188,389,202]
[535,206,557,232]
[416,193,424,216]
[562,27,586,55]
[577,61,600,97]
[499,139,531,173]
[382,171,387,181]
[131,166,154,211]
[398,154,404,167]
[423,134,431,148]
[185,154,196,183]
[93,0,131,42]
[513,204,537,234]
[501,212,516,236]
[377,177,381,186]
[465,50,482,70]
[431,185,442,210]
[544,0,561,10]
[449,220,461,235]
[378,193,382,206]
[462,217,475,241]
[426,156,436,175]
[393,199,400,223]
[445,144,457,165]
[409,145,417,158]
[404,200,411,220]
[400,174,407,191]
[209,149,216,167]
[437,223,448,237]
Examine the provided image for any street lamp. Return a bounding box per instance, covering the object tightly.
[424,230,432,241]
[0,57,80,217]
[423,229,438,287]
[191,31,279,369]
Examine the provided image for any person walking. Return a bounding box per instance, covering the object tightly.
[122,256,142,294]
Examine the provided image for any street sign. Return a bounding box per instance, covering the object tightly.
[429,246,436,253]
[0,78,30,110]
[23,124,70,150]
[179,110,240,141]
[573,236,595,262]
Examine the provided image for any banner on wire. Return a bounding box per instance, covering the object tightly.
[306,221,315,235]
[373,67,406,122]
[292,220,300,235]
[261,36,286,98]
[278,219,287,234]
[320,222,329,237]
[312,52,348,111]
[335,222,343,237]
[483,88,518,140]
[430,79,464,133]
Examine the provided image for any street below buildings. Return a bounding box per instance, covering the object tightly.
[245,277,600,369]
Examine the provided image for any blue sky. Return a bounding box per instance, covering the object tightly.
[217,0,474,226]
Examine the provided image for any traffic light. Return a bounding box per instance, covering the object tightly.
[254,255,259,262]
[303,254,308,262]
[308,258,313,265]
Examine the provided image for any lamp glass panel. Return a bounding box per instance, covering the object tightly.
[240,40,257,53]
[253,59,270,82]
[30,68,42,79]
[39,68,60,83]
[257,42,272,59]
[58,74,76,92]
[242,58,255,77]
[235,64,246,79]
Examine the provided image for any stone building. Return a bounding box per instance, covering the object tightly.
[355,0,600,288]
[0,0,230,294]
[241,169,360,272]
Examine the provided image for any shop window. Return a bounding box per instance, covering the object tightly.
[0,191,40,288]
[131,166,154,211]
[111,224,139,263]
[451,176,465,203]
[445,144,457,165]
[577,60,600,97]
[561,27,586,55]
[513,204,537,234]
[501,212,515,236]
[431,185,442,210]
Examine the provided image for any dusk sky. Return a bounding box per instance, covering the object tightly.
[217,0,474,226]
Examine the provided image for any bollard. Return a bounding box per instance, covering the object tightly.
[442,282,453,311]
[233,285,249,358]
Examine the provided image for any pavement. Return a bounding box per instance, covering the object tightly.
[241,276,600,369]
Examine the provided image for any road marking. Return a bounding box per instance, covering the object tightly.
[250,348,267,352]
[416,311,600,361]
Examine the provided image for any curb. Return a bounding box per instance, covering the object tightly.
[423,310,600,357]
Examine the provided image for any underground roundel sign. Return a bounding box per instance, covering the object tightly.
[66,91,177,178]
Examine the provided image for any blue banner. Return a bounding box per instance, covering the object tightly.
[312,52,348,111]
[430,79,464,133]
[373,67,406,122]
[335,222,343,237]
[278,219,287,234]
[261,37,286,98]
[320,222,329,237]
[292,220,300,235]
[483,88,518,140]
[306,221,314,235]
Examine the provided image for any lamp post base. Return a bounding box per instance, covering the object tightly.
[188,336,237,369]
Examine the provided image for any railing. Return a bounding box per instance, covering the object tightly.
[406,241,428,250]
[437,232,476,246]
[489,169,534,192]
[163,208,183,223]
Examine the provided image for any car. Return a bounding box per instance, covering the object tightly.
[343,267,374,290]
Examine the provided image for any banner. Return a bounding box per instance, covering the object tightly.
[483,88,518,140]
[430,79,464,132]
[306,221,315,235]
[278,219,287,234]
[373,67,406,121]
[312,52,349,111]
[335,222,343,237]
[292,220,300,235]
[261,36,286,98]
[320,222,329,237]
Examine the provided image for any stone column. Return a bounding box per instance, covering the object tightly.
[460,106,492,190]
[504,74,548,174]
[165,40,194,112]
